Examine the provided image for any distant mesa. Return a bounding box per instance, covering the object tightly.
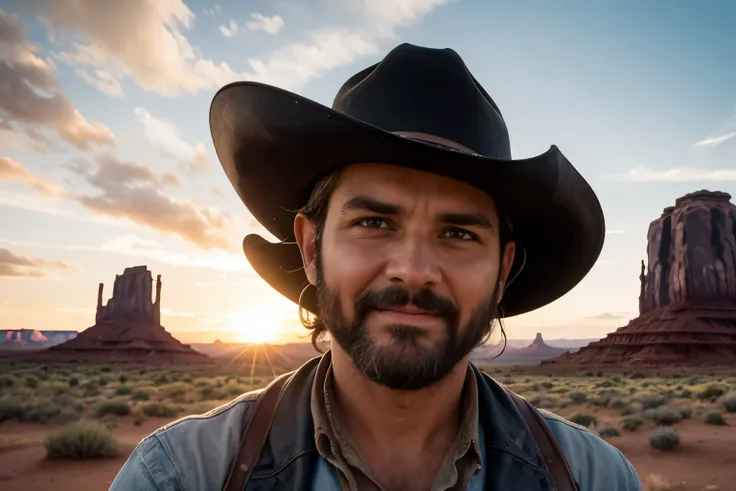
[550,190,736,366]
[0,329,77,350]
[40,265,210,364]
[470,333,570,365]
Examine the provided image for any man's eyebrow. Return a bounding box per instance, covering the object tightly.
[341,195,493,228]
[341,195,402,215]
[439,212,493,229]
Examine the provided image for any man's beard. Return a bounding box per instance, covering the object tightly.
[316,266,501,391]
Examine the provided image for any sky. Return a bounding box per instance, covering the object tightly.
[0,0,735,344]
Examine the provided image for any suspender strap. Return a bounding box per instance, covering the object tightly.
[505,388,579,491]
[224,373,578,491]
[223,374,291,491]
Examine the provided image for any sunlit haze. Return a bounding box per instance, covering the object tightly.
[1,1,734,344]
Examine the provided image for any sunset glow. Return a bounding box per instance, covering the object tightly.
[226,307,282,344]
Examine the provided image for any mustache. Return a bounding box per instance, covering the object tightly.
[354,285,459,320]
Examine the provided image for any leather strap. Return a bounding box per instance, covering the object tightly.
[223,373,291,491]
[505,388,579,491]
[224,371,577,491]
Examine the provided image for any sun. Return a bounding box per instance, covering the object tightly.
[227,306,282,344]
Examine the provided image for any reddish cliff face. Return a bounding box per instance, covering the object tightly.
[642,190,736,312]
[44,266,209,364]
[550,190,736,366]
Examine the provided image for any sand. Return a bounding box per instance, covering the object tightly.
[1,415,735,490]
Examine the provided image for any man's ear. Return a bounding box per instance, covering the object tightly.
[294,212,317,286]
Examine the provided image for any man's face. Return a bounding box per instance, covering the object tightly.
[296,163,515,390]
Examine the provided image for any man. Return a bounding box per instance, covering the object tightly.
[110,44,641,491]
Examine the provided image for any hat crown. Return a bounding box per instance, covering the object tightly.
[331,43,511,159]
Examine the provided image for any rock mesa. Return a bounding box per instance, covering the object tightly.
[45,266,209,364]
[550,190,736,365]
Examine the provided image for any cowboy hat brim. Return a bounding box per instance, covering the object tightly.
[211,81,605,317]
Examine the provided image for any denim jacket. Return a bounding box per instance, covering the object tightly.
[109,357,641,491]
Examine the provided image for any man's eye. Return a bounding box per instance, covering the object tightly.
[443,228,476,241]
[357,218,389,228]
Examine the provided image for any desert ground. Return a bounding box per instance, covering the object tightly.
[1,356,735,491]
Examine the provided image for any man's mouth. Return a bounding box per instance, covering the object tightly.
[376,306,438,316]
[371,306,443,327]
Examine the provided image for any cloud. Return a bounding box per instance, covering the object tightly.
[204,4,221,16]
[245,13,284,35]
[25,0,242,98]
[71,154,231,249]
[24,0,452,97]
[0,247,74,277]
[75,68,124,97]
[240,0,454,91]
[133,107,209,171]
[692,131,736,148]
[624,165,736,182]
[85,234,249,272]
[219,20,239,38]
[0,156,68,197]
[0,8,115,149]
[220,13,283,37]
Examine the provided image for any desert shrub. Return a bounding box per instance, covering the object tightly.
[25,376,39,388]
[199,385,228,401]
[42,381,72,397]
[620,402,643,415]
[704,410,727,426]
[634,392,666,410]
[607,397,627,409]
[133,417,143,426]
[594,380,615,388]
[629,372,647,379]
[131,388,151,401]
[45,420,118,459]
[94,400,131,418]
[678,389,692,398]
[649,405,681,426]
[648,427,680,451]
[720,392,736,413]
[118,375,128,384]
[226,385,250,397]
[69,377,79,387]
[56,406,82,424]
[598,426,620,439]
[621,415,644,431]
[678,407,692,419]
[154,374,171,385]
[98,377,109,386]
[0,375,14,387]
[696,383,729,401]
[532,381,554,391]
[0,396,24,421]
[158,382,194,403]
[589,395,611,407]
[569,413,597,428]
[23,399,62,424]
[115,385,132,396]
[139,402,178,418]
[569,392,587,404]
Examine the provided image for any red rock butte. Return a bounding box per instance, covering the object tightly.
[550,190,736,366]
[44,266,210,364]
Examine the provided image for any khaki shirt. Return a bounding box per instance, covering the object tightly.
[310,354,482,491]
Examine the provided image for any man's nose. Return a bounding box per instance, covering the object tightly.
[384,233,441,290]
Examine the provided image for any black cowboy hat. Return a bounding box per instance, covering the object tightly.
[210,43,605,318]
